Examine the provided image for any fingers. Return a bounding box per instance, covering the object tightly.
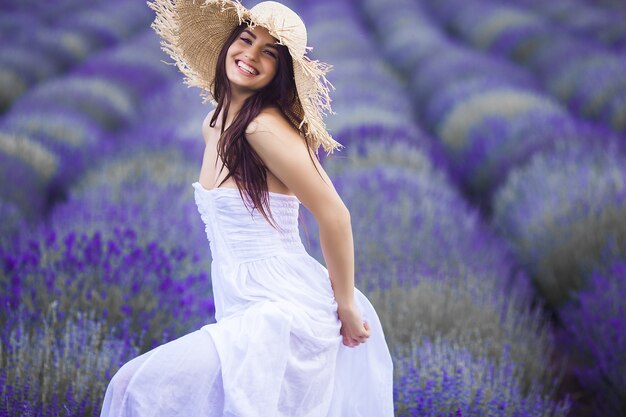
[342,334,365,348]
[343,334,357,348]
[363,321,370,337]
[340,321,372,348]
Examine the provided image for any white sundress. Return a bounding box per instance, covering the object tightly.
[100,182,394,416]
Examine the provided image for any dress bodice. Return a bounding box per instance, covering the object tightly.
[192,182,307,263]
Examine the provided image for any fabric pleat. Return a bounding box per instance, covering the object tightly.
[99,183,393,417]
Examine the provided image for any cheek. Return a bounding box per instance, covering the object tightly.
[266,61,279,78]
[226,41,241,57]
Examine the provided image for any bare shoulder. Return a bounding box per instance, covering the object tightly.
[201,108,217,145]
[245,107,302,147]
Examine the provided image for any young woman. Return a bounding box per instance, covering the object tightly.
[100,1,393,416]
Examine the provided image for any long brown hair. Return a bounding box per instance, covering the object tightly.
[210,22,319,228]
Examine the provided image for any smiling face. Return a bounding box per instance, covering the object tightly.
[225,25,280,98]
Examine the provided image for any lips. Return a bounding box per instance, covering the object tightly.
[236,59,259,76]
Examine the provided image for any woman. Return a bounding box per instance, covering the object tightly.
[100,1,393,416]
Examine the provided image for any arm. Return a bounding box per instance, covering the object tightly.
[245,109,370,347]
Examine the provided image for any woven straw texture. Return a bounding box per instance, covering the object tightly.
[147,0,342,153]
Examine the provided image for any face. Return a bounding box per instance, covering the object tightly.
[225,25,279,97]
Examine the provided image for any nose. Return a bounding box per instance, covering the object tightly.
[244,46,261,62]
[244,51,258,62]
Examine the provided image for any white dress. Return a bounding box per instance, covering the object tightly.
[100,182,394,417]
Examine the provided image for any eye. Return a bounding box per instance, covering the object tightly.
[239,36,252,44]
[264,50,277,59]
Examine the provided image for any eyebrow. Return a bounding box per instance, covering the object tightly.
[243,29,279,50]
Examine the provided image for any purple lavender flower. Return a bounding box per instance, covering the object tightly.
[558,259,626,417]
[393,337,571,416]
[0,308,140,417]
[1,222,214,352]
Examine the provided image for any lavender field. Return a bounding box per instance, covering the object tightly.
[1,0,625,415]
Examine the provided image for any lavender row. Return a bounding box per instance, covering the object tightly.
[0,308,138,417]
[392,337,570,417]
[491,141,626,415]
[354,0,626,413]
[300,2,568,414]
[304,164,569,416]
[505,0,626,52]
[1,1,210,412]
[0,29,179,221]
[354,0,626,306]
[557,261,626,416]
[435,1,626,412]
[6,0,564,413]
[492,139,626,306]
[0,1,571,415]
[0,62,213,417]
[302,2,443,168]
[304,1,532,297]
[420,0,626,135]
[1,1,153,113]
[356,0,621,204]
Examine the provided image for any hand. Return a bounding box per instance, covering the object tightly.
[337,304,370,348]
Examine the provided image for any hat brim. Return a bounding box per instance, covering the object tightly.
[148,0,342,153]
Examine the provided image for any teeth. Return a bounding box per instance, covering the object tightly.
[237,61,257,75]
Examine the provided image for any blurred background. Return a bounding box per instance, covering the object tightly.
[1,0,625,415]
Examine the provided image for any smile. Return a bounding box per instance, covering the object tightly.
[235,60,259,76]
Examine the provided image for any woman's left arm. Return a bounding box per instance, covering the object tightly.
[245,108,370,348]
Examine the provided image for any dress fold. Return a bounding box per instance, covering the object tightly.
[99,183,393,417]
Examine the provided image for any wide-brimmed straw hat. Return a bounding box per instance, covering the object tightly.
[146,0,342,153]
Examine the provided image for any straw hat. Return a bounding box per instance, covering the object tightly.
[147,0,342,153]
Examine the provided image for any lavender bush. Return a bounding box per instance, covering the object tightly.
[50,143,208,257]
[432,85,564,152]
[0,1,152,112]
[0,46,63,112]
[369,274,560,394]
[492,139,626,306]
[355,0,592,204]
[393,336,570,417]
[0,131,59,219]
[126,81,208,140]
[72,30,179,100]
[421,1,550,53]
[306,0,446,168]
[323,140,438,179]
[332,165,528,294]
[419,0,626,134]
[10,77,138,131]
[57,2,151,48]
[0,197,25,246]
[0,108,104,186]
[0,29,179,217]
[558,259,626,417]
[542,52,626,132]
[499,0,626,52]
[0,224,214,352]
[410,47,538,109]
[0,306,139,417]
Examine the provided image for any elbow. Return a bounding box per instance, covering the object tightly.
[339,204,351,225]
[320,203,351,229]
